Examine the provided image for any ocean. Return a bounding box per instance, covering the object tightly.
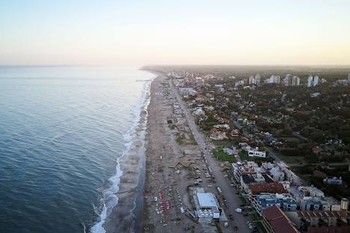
[0,66,155,233]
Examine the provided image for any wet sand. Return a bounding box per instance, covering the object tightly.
[102,84,151,233]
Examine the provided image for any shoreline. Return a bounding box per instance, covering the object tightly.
[141,72,166,232]
[91,71,154,233]
[141,70,162,231]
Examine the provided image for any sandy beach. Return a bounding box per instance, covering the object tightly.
[141,73,224,233]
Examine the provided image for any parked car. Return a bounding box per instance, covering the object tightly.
[235,208,242,213]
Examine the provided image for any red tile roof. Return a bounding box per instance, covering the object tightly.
[249,182,287,195]
[262,206,299,233]
[312,146,324,154]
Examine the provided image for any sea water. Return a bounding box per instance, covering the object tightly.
[0,66,155,233]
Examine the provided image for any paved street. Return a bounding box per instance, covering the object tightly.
[169,79,251,233]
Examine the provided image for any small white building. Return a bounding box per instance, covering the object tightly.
[223,146,238,156]
[248,148,266,158]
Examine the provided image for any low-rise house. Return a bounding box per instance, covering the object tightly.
[204,105,214,111]
[223,146,237,156]
[179,87,197,96]
[193,107,205,116]
[209,128,228,140]
[239,142,251,151]
[195,77,204,87]
[312,146,324,155]
[213,124,230,130]
[264,132,278,144]
[230,129,239,137]
[241,144,252,151]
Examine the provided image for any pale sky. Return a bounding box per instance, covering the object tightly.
[1,0,350,66]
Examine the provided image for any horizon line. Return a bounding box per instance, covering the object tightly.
[2,64,350,68]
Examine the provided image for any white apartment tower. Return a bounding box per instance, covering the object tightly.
[292,76,300,86]
[283,74,292,86]
[307,75,313,87]
[274,75,281,84]
[313,75,319,86]
[255,74,261,85]
[248,75,256,85]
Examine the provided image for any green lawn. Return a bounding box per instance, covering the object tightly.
[239,151,250,161]
[212,139,232,148]
[267,147,304,164]
[278,154,304,164]
[213,149,236,162]
[279,136,302,144]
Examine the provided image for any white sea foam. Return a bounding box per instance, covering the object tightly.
[90,203,107,233]
[90,75,154,233]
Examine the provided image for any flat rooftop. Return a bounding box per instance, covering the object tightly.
[197,193,218,208]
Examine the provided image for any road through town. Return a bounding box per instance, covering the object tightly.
[169,78,251,233]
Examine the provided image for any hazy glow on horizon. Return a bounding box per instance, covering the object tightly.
[1,0,350,66]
